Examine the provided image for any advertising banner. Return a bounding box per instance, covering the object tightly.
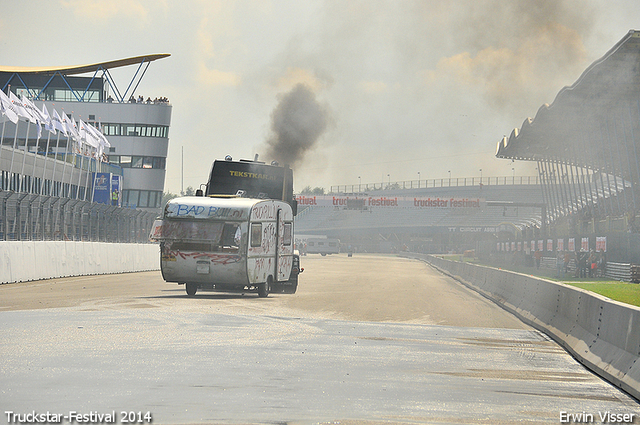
[296,195,485,209]
[596,236,607,252]
[582,237,590,251]
[92,173,111,205]
[111,175,122,207]
[92,173,123,206]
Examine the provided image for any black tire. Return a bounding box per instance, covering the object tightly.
[287,282,298,294]
[186,283,197,296]
[258,277,271,298]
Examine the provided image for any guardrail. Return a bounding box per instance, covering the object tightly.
[537,257,633,282]
[0,240,159,284]
[404,253,640,401]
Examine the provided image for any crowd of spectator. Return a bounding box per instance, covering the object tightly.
[106,95,169,104]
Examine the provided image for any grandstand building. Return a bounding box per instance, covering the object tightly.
[495,30,640,264]
[0,55,171,242]
[297,31,640,265]
[0,54,171,211]
[295,179,544,254]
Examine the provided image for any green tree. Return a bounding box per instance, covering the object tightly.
[300,186,325,195]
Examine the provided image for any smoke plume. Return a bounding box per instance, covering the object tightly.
[264,83,331,167]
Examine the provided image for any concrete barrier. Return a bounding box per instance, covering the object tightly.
[403,253,640,401]
[0,241,160,284]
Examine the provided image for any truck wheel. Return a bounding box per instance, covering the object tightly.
[258,277,271,298]
[288,283,298,294]
[186,283,197,296]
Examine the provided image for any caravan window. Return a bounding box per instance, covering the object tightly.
[283,222,292,245]
[155,220,241,253]
[250,223,262,247]
[220,223,241,252]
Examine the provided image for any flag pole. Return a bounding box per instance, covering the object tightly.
[30,125,42,193]
[0,118,6,189]
[40,128,52,195]
[9,119,20,190]
[50,131,61,196]
[19,120,31,191]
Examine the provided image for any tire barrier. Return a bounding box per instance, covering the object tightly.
[401,253,640,401]
[0,241,160,284]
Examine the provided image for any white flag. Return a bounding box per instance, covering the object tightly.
[42,104,56,134]
[9,91,34,123]
[96,123,111,148]
[86,121,110,149]
[51,109,67,136]
[22,95,47,123]
[0,90,19,124]
[79,119,99,148]
[63,114,80,140]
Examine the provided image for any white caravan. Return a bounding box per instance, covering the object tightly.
[150,196,297,297]
[306,237,340,256]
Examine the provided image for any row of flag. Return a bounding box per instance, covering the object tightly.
[0,90,110,159]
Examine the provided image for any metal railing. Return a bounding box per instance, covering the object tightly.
[0,191,156,242]
[330,175,540,194]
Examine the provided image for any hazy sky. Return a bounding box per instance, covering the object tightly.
[2,0,638,194]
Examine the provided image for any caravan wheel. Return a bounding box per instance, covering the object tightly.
[186,283,197,296]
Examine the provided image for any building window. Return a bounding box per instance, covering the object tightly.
[131,156,144,168]
[139,190,149,207]
[99,123,168,138]
[108,155,165,169]
[123,189,162,208]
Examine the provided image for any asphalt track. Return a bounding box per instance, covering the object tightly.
[1,254,638,424]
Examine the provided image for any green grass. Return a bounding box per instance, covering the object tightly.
[562,282,640,307]
[439,255,640,308]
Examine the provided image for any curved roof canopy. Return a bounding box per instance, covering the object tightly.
[496,30,640,181]
[0,54,170,76]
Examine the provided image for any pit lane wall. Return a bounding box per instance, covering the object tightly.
[0,241,160,284]
[403,253,640,401]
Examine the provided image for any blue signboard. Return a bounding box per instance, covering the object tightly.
[93,173,111,205]
[92,173,123,206]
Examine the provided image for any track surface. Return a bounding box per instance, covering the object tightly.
[1,254,637,424]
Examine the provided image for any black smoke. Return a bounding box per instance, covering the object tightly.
[264,83,330,167]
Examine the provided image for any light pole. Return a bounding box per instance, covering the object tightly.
[358,176,361,192]
[479,168,482,185]
[387,174,390,188]
[512,167,515,183]
[418,171,420,188]
[448,170,451,186]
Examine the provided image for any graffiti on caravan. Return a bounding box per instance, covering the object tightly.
[166,202,246,219]
[295,195,484,208]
